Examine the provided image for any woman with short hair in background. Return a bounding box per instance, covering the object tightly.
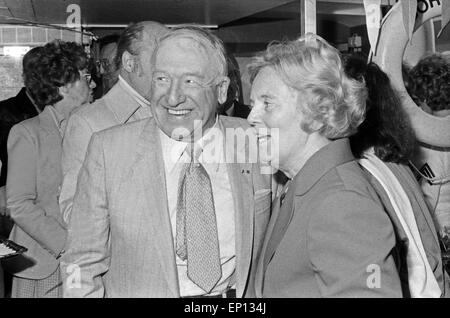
[4,40,95,298]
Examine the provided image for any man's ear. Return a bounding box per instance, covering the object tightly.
[122,50,136,73]
[216,76,231,104]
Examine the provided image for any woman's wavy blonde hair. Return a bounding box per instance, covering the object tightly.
[249,33,367,139]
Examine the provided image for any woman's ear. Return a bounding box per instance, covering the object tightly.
[58,84,71,99]
[308,119,324,132]
[122,51,136,73]
[216,76,231,104]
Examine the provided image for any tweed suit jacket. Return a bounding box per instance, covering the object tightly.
[255,139,402,297]
[4,107,66,279]
[61,116,272,298]
[59,82,151,223]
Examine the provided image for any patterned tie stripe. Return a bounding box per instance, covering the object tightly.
[176,146,222,293]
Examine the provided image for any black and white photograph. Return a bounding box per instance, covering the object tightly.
[0,0,449,308]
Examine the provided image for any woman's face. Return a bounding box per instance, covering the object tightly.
[61,69,96,115]
[248,66,307,172]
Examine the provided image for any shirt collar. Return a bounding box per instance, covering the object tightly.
[159,117,223,173]
[118,75,151,108]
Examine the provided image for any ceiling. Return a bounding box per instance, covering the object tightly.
[0,0,387,28]
[0,0,404,54]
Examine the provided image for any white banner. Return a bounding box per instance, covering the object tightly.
[401,0,418,43]
[439,0,450,37]
[363,0,382,52]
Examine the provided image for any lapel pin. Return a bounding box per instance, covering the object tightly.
[280,186,290,206]
[280,193,286,206]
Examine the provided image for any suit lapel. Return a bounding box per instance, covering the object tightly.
[227,162,253,297]
[220,117,254,297]
[104,83,142,123]
[133,119,180,297]
[254,194,280,297]
[263,182,295,268]
[39,107,62,179]
[254,182,294,296]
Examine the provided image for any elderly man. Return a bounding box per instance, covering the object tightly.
[59,21,168,223]
[61,26,272,298]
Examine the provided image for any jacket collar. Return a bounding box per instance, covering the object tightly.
[38,106,61,136]
[103,82,147,123]
[16,87,40,116]
[118,75,151,108]
[293,138,355,196]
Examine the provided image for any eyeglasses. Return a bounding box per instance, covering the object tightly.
[96,59,112,72]
[83,73,93,84]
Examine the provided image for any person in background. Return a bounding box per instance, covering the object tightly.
[3,40,94,298]
[408,54,450,242]
[249,34,401,297]
[346,55,448,297]
[219,51,251,119]
[94,33,120,98]
[0,47,43,221]
[59,21,168,224]
[0,46,43,298]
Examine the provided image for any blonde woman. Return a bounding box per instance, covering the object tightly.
[248,35,402,297]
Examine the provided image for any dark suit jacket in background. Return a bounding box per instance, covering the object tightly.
[220,101,251,119]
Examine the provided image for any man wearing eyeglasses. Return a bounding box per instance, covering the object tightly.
[59,21,169,224]
[95,34,120,98]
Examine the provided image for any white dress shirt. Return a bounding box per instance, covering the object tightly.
[159,120,236,297]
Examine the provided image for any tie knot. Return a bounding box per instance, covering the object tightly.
[186,143,203,164]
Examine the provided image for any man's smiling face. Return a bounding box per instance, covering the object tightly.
[150,37,228,141]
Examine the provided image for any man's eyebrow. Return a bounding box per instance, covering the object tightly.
[250,93,275,102]
[261,93,275,99]
[184,72,206,78]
